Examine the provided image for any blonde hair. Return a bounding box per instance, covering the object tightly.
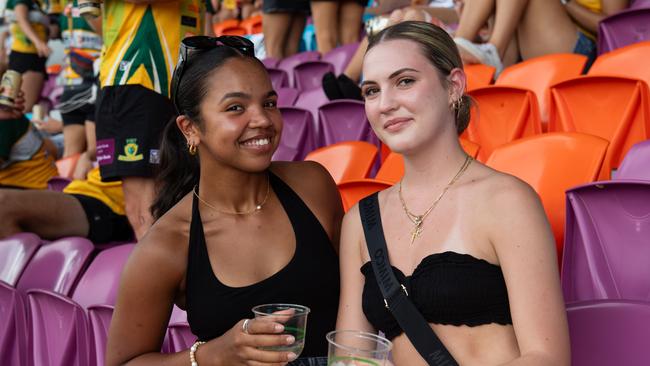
[367,21,471,135]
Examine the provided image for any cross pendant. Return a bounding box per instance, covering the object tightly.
[410,217,423,245]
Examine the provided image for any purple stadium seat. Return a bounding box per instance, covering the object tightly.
[631,0,650,8]
[25,244,135,366]
[294,87,330,124]
[293,60,335,92]
[88,304,114,366]
[167,322,195,353]
[0,233,42,286]
[273,107,317,161]
[317,100,379,147]
[322,42,360,75]
[17,237,94,296]
[163,305,191,353]
[277,51,320,86]
[47,176,72,191]
[266,67,289,90]
[0,281,27,365]
[277,87,300,107]
[598,7,650,54]
[261,57,279,68]
[562,180,650,302]
[615,139,650,180]
[567,300,650,366]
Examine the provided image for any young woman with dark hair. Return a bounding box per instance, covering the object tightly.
[106,36,343,366]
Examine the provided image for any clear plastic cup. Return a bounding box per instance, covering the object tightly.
[326,330,392,366]
[252,303,310,357]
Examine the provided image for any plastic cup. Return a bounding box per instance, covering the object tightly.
[252,303,310,357]
[326,330,392,366]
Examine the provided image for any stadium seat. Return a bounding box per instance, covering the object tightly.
[322,42,360,75]
[548,75,650,179]
[597,7,650,54]
[0,281,27,365]
[277,51,320,87]
[239,15,262,34]
[276,87,299,107]
[588,41,650,87]
[213,19,246,36]
[266,67,289,90]
[614,139,650,180]
[0,233,42,286]
[496,53,587,124]
[566,300,650,366]
[293,60,335,91]
[464,64,495,91]
[338,180,392,212]
[305,141,378,184]
[317,100,378,147]
[273,107,317,161]
[485,133,608,264]
[464,86,542,162]
[562,180,650,302]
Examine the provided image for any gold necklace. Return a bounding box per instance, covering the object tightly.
[399,155,473,245]
[193,175,271,215]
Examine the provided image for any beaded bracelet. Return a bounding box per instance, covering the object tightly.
[190,341,206,366]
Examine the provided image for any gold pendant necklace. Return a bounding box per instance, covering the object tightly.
[399,155,473,245]
[193,174,271,215]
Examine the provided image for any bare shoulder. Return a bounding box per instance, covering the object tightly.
[470,163,541,213]
[270,160,341,211]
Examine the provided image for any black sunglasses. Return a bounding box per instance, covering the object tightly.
[170,35,255,113]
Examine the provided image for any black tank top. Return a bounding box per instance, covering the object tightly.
[186,172,340,357]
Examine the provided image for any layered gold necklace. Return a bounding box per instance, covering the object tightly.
[398,155,473,245]
[193,174,271,215]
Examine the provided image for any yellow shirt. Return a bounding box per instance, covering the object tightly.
[575,0,602,39]
[63,167,125,215]
[99,0,205,97]
[0,145,57,189]
[6,0,49,54]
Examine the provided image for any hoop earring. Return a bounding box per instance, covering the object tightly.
[188,142,197,155]
[452,96,463,111]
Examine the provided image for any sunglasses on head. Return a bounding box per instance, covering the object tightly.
[170,35,255,113]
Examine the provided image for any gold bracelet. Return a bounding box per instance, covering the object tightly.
[190,341,206,366]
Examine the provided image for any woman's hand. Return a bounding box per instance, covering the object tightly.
[33,117,63,134]
[200,318,299,366]
[0,87,25,119]
[34,40,52,58]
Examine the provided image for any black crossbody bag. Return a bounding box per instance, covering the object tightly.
[359,193,458,366]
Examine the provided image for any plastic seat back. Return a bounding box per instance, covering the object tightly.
[17,237,94,297]
[496,53,587,124]
[277,87,300,107]
[47,176,72,191]
[566,300,650,366]
[548,75,650,178]
[305,141,378,184]
[0,281,27,365]
[464,64,495,91]
[0,233,42,286]
[589,41,650,88]
[266,67,289,90]
[562,180,650,302]
[273,107,316,161]
[615,139,650,180]
[317,100,378,147]
[293,60,335,91]
[167,322,195,353]
[239,14,262,34]
[485,133,609,262]
[465,86,542,161]
[87,304,114,366]
[597,7,650,54]
[294,87,329,123]
[322,42,359,75]
[277,51,320,87]
[213,19,245,36]
[338,180,392,212]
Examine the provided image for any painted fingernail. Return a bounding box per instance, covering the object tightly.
[287,352,297,361]
[275,324,284,332]
[286,335,295,344]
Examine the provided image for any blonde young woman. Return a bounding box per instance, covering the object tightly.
[336,21,570,365]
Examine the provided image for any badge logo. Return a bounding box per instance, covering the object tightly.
[118,138,144,162]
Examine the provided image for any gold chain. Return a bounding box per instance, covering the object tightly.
[193,175,271,215]
[399,155,473,245]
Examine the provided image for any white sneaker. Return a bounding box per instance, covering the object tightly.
[453,37,504,75]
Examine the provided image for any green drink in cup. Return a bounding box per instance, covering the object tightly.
[326,330,392,366]
[252,304,310,356]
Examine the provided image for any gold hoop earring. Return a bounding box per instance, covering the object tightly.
[188,142,197,155]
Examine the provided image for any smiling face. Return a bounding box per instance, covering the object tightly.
[362,39,460,155]
[193,57,282,173]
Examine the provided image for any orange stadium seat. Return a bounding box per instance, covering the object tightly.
[548,75,650,179]
[486,132,609,265]
[305,141,378,184]
[496,53,587,125]
[240,15,263,34]
[464,64,496,91]
[588,41,650,87]
[213,19,246,36]
[463,86,542,162]
[338,179,392,212]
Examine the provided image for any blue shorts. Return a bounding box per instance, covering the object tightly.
[573,30,597,72]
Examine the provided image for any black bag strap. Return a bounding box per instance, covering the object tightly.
[359,193,458,366]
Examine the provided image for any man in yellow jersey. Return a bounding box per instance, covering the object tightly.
[0,167,133,244]
[96,0,204,239]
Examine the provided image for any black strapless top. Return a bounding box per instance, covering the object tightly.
[361,251,512,340]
